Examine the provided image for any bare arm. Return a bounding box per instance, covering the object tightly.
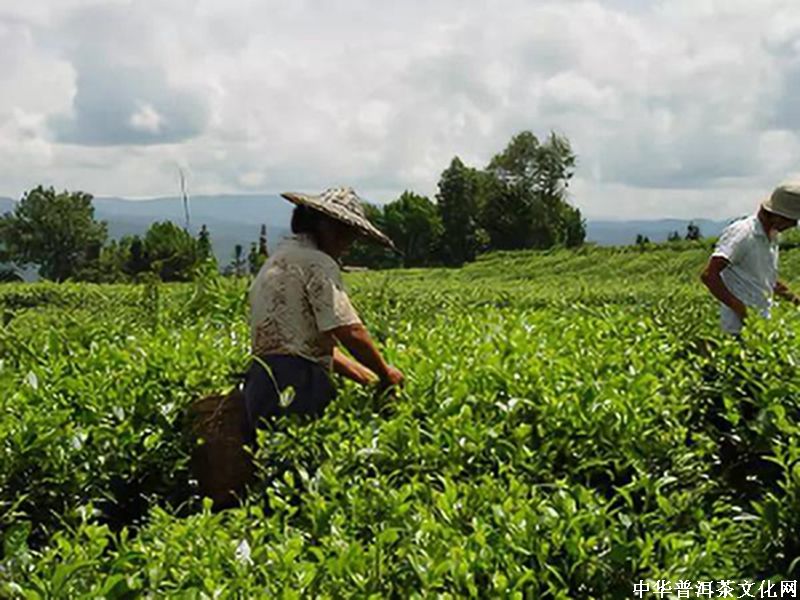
[774,280,800,305]
[332,346,378,385]
[700,256,748,321]
[330,323,404,388]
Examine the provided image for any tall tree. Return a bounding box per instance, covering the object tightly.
[485,131,584,248]
[685,222,702,241]
[479,179,541,250]
[436,157,482,265]
[143,221,201,282]
[0,186,107,281]
[383,191,443,267]
[560,202,586,248]
[125,235,149,276]
[258,224,269,259]
[227,244,247,277]
[247,242,262,275]
[197,224,214,261]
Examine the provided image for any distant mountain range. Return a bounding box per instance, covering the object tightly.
[0,194,736,274]
[585,218,732,245]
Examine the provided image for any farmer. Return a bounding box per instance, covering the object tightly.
[701,181,800,335]
[244,187,404,434]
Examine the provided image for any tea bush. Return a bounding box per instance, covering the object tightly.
[2,246,800,597]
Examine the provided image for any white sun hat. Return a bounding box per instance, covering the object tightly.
[281,187,395,249]
[762,181,800,221]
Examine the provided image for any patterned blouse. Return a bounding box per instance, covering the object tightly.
[248,234,362,368]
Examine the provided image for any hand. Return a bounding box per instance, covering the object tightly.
[379,365,404,389]
[373,365,404,415]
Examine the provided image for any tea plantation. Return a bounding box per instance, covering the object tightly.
[2,244,800,598]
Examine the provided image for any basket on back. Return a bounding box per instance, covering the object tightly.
[187,386,254,510]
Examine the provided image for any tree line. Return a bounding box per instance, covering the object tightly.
[347,130,584,268]
[0,130,585,282]
[0,188,270,283]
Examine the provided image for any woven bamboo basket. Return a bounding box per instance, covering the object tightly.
[187,387,253,510]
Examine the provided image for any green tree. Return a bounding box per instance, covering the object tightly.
[143,221,201,281]
[437,157,482,265]
[124,235,149,277]
[667,230,682,243]
[479,177,542,250]
[75,239,130,283]
[197,225,214,262]
[0,267,22,283]
[258,224,269,260]
[0,243,22,283]
[226,244,247,277]
[560,202,586,248]
[485,131,584,248]
[685,222,702,241]
[383,191,443,267]
[245,226,269,275]
[247,242,262,276]
[0,186,107,281]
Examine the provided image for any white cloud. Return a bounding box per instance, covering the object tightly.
[129,103,163,134]
[0,0,799,219]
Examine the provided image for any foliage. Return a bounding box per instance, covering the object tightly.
[247,227,269,275]
[74,239,130,283]
[143,221,203,282]
[779,228,800,250]
[0,267,23,283]
[0,186,108,282]
[437,157,484,266]
[686,222,702,241]
[224,244,247,277]
[258,224,269,259]
[3,244,800,595]
[383,191,443,267]
[124,235,149,277]
[77,223,211,283]
[484,131,585,249]
[197,224,218,271]
[479,178,542,250]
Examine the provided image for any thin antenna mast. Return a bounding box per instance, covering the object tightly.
[179,168,191,232]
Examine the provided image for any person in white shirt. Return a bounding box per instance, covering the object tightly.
[245,187,404,433]
[701,181,800,334]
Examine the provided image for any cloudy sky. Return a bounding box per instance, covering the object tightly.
[1,0,799,219]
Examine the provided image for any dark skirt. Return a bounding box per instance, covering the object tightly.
[243,354,336,435]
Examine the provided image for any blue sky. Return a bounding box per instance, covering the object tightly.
[1,0,799,219]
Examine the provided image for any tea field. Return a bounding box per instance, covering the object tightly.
[3,244,800,598]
